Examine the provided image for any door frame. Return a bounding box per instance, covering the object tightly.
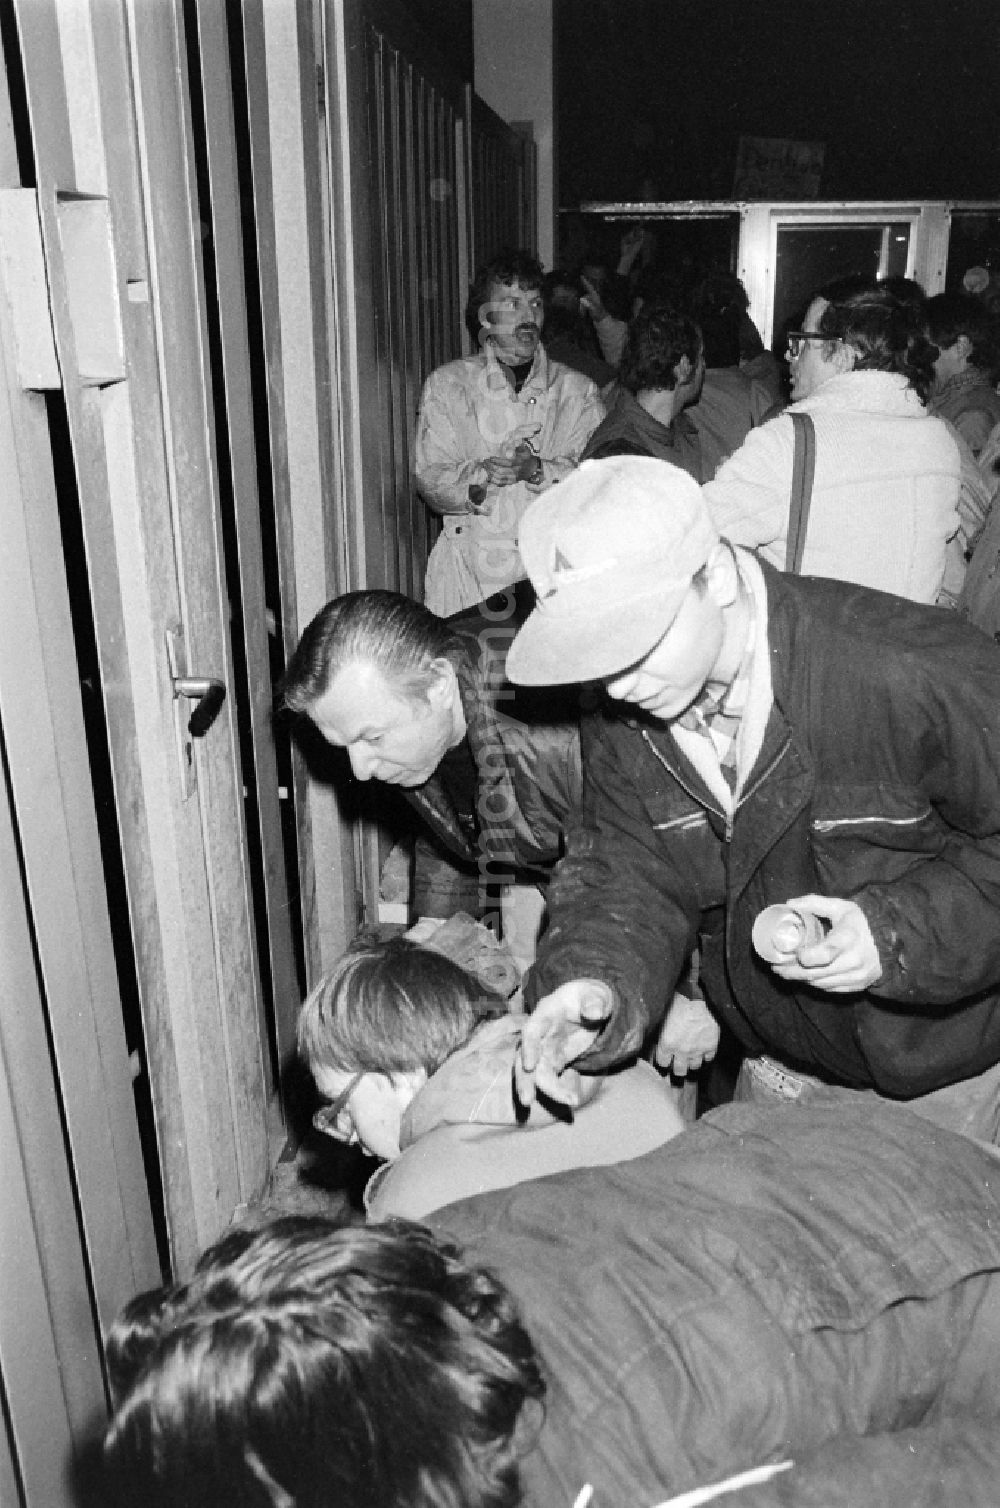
[578,198,1000,346]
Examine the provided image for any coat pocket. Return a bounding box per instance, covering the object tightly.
[810,796,943,890]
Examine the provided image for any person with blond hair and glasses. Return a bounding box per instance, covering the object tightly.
[298,933,684,1221]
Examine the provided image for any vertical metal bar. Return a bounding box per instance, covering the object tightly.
[0,755,109,1484]
[186,0,301,1086]
[0,1028,84,1505]
[373,31,399,590]
[386,46,411,594]
[247,0,360,976]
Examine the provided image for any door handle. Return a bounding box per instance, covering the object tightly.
[172,676,226,736]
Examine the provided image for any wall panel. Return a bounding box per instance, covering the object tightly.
[343,1,464,599]
[466,86,536,273]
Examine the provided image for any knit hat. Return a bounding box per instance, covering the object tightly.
[506,455,719,685]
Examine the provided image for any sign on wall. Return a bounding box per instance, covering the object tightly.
[733,136,825,199]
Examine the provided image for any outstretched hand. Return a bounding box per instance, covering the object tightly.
[767,895,882,993]
[514,979,612,1110]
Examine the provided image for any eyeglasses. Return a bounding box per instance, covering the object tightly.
[312,1071,364,1142]
[786,330,844,357]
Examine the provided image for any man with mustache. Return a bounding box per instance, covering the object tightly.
[415,249,604,615]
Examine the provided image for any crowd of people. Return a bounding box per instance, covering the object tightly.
[101,238,1000,1506]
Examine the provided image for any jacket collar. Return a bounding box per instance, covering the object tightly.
[794,369,924,416]
[644,549,773,815]
[403,640,481,863]
[402,587,541,865]
[481,340,550,398]
[634,553,814,866]
[935,366,992,399]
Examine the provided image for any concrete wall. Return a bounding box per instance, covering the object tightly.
[473,0,555,269]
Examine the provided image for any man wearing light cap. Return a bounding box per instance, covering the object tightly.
[506,454,1000,1139]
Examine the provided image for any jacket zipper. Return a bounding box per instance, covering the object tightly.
[641,730,727,831]
[734,741,793,832]
[653,812,707,834]
[642,730,794,842]
[812,810,931,833]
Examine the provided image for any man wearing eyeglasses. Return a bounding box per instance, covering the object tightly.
[703,278,962,606]
[298,932,683,1219]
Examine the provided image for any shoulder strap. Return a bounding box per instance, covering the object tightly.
[786,412,817,574]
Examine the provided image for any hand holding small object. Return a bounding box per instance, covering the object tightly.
[483,455,519,486]
[511,440,542,484]
[752,905,824,963]
[484,443,540,487]
[756,895,882,993]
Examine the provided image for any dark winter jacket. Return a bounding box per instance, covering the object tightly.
[527,557,1000,1096]
[431,1098,1000,1507]
[580,388,704,479]
[406,579,582,879]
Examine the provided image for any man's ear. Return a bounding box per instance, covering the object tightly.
[390,1066,428,1106]
[673,353,693,389]
[833,340,857,374]
[511,1396,546,1456]
[704,541,740,608]
[425,658,459,709]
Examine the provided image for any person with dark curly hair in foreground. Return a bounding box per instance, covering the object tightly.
[579,301,706,477]
[102,1098,1000,1508]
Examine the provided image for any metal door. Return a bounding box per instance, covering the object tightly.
[1,0,281,1315]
